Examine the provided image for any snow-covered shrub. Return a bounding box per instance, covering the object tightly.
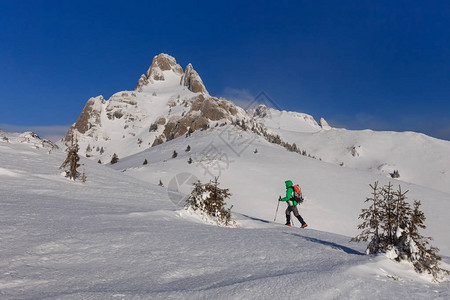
[185,177,234,227]
[352,181,449,282]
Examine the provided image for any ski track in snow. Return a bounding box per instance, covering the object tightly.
[1,138,449,299]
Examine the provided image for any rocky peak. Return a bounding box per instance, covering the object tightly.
[136,53,184,89]
[181,63,208,94]
[319,118,331,130]
[252,105,269,118]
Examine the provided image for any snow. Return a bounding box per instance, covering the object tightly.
[113,126,450,257]
[1,133,449,298]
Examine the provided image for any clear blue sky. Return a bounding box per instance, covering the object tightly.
[1,0,449,141]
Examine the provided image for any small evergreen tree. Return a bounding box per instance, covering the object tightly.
[408,200,447,280]
[185,177,234,226]
[380,182,396,248]
[143,159,148,165]
[98,159,102,164]
[392,170,400,178]
[187,127,194,137]
[351,181,383,254]
[172,150,178,158]
[81,170,87,183]
[111,153,119,164]
[188,157,193,164]
[149,122,158,132]
[185,145,191,152]
[353,181,448,282]
[60,137,81,180]
[158,179,164,187]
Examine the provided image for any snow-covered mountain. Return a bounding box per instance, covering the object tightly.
[62,53,450,196]
[62,53,248,162]
[0,129,58,150]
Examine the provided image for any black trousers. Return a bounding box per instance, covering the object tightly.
[285,206,306,225]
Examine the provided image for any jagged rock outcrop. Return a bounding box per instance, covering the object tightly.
[64,96,105,142]
[320,118,331,130]
[181,63,208,94]
[136,53,184,89]
[159,95,239,142]
[252,105,269,118]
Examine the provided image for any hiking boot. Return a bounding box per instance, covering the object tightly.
[301,223,308,228]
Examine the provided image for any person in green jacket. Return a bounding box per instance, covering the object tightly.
[279,180,307,228]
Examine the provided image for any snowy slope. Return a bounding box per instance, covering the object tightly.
[253,107,450,195]
[112,127,450,257]
[1,133,449,299]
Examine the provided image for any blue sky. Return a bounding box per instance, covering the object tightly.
[1,0,449,141]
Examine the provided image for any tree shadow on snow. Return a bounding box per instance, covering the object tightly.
[241,214,270,223]
[287,233,365,256]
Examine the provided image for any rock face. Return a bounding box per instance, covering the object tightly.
[320,118,331,130]
[64,96,105,142]
[159,95,239,143]
[181,63,208,94]
[136,53,184,89]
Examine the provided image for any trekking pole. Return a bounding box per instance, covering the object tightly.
[274,197,281,221]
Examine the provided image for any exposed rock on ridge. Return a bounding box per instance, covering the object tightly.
[181,63,208,94]
[136,53,184,89]
[64,96,105,142]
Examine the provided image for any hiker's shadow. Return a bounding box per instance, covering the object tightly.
[287,233,365,256]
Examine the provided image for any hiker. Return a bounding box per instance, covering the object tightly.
[279,180,307,228]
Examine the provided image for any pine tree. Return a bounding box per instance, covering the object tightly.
[60,137,81,180]
[380,182,396,248]
[185,177,234,226]
[143,159,148,165]
[188,157,193,164]
[111,153,119,164]
[392,170,400,178]
[352,181,383,254]
[185,145,191,152]
[185,180,204,211]
[408,200,448,281]
[172,150,178,158]
[353,182,448,282]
